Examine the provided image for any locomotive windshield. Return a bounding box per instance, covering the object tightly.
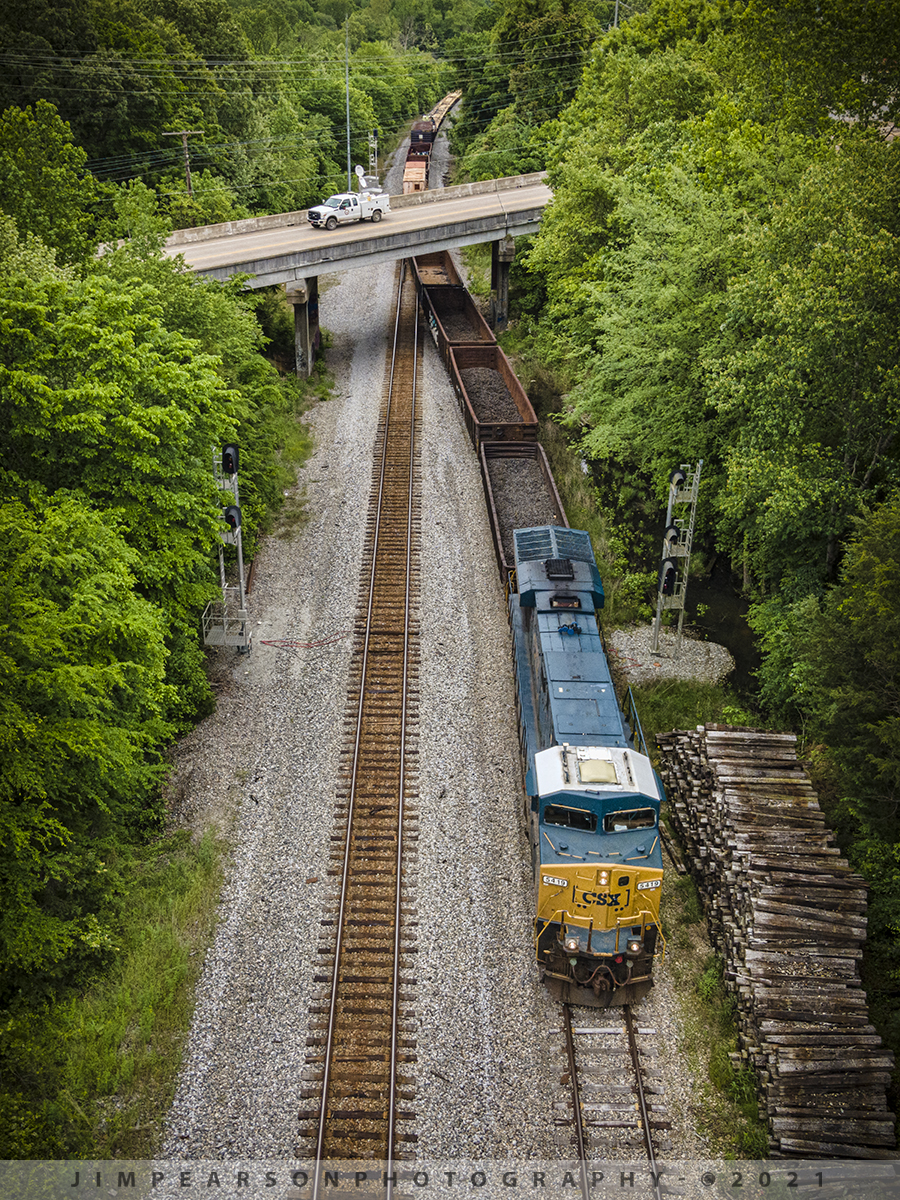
[544,804,597,832]
[603,808,656,832]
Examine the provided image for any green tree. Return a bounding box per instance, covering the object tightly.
[0,101,99,263]
[458,104,545,180]
[0,267,238,722]
[733,0,900,133]
[0,213,64,281]
[755,496,900,805]
[712,136,900,591]
[491,0,610,124]
[0,496,171,1002]
[160,169,250,229]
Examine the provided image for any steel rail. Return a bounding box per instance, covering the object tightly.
[311,261,416,1195]
[624,1005,663,1200]
[564,1005,664,1200]
[562,1004,590,1200]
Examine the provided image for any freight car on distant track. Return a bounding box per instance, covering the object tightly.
[402,91,461,194]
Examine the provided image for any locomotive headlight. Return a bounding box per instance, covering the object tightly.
[598,870,610,885]
[564,935,580,952]
[627,939,643,954]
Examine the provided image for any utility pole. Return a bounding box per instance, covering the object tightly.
[345,20,352,192]
[163,129,203,198]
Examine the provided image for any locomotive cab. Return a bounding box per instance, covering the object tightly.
[531,743,665,1006]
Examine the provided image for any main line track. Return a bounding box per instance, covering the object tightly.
[562,1003,671,1200]
[298,261,422,1178]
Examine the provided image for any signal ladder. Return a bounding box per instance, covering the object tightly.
[650,461,702,658]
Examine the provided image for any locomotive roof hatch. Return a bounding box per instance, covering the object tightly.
[578,757,618,784]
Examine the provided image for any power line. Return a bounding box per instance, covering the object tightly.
[0,27,602,74]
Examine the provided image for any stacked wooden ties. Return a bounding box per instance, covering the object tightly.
[657,725,896,1159]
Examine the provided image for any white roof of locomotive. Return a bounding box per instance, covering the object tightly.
[534,743,662,803]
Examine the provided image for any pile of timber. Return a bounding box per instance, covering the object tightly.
[657,725,896,1159]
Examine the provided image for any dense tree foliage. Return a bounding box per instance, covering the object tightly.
[0,100,101,261]
[0,0,460,222]
[0,497,171,997]
[0,75,317,1147]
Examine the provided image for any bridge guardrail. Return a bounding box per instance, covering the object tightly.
[165,172,550,249]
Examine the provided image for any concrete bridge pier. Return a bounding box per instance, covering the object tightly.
[286,276,320,377]
[490,236,516,330]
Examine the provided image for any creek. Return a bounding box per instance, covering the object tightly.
[682,558,760,697]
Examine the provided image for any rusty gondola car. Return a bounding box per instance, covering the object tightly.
[479,441,568,588]
[448,343,538,450]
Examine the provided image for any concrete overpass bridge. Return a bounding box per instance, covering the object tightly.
[165,173,551,372]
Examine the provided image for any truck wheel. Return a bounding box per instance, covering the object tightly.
[371,209,383,222]
[326,216,338,230]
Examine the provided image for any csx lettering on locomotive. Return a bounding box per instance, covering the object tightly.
[577,891,625,908]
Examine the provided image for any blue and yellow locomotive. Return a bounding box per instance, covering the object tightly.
[509,526,666,1007]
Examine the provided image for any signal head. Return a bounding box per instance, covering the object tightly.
[659,558,677,596]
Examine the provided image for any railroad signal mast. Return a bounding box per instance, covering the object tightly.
[651,461,702,658]
[368,130,378,180]
[202,444,251,653]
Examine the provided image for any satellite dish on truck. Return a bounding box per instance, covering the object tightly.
[355,162,382,194]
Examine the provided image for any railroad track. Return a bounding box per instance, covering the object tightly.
[559,1004,675,1200]
[298,261,422,1177]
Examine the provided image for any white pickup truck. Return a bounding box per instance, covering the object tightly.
[307,191,391,230]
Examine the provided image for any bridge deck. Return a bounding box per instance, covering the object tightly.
[167,174,552,287]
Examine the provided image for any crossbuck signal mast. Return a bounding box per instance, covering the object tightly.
[202,444,251,653]
[651,461,702,659]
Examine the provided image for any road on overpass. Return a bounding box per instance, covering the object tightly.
[167,176,553,288]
